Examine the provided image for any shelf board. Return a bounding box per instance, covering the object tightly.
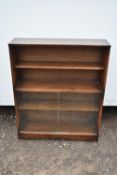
[19,130,98,140]
[15,61,104,70]
[18,102,99,112]
[15,81,102,93]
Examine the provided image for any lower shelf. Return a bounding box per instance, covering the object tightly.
[19,131,98,141]
[19,110,98,140]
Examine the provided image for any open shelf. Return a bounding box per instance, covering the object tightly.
[15,61,104,70]
[15,81,102,93]
[17,92,100,112]
[19,110,98,140]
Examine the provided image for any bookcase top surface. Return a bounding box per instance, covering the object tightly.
[9,38,110,47]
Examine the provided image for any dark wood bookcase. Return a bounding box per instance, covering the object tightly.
[9,38,110,141]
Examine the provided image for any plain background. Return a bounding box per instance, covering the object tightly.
[0,0,117,105]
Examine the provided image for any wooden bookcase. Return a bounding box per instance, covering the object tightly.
[9,38,110,141]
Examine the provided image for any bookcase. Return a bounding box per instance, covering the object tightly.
[9,38,110,141]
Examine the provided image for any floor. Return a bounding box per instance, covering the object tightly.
[0,107,117,175]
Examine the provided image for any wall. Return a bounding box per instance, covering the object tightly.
[0,0,117,105]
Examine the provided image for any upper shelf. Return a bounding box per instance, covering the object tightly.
[15,61,104,70]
